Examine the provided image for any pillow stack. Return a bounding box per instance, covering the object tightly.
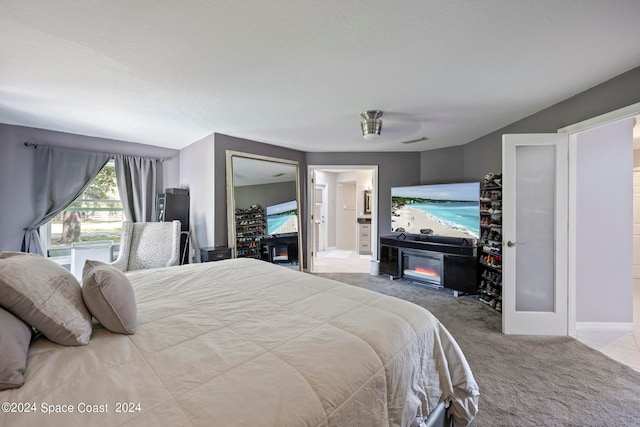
[0,252,137,390]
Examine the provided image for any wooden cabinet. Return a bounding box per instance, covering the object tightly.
[358,220,372,255]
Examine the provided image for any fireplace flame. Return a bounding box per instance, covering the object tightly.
[413,267,439,277]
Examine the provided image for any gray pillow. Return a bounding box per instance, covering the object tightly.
[82,260,137,334]
[0,251,92,346]
[0,307,33,390]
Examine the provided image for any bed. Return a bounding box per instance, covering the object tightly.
[0,257,478,426]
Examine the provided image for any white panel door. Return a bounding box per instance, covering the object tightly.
[633,169,640,278]
[502,133,569,335]
[336,182,357,251]
[315,184,327,252]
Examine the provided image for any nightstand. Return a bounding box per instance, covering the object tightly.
[200,246,232,262]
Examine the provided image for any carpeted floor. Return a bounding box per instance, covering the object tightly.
[314,272,640,427]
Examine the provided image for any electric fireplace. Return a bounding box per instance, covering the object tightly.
[260,234,299,265]
[402,251,443,287]
[379,236,478,293]
[272,245,289,262]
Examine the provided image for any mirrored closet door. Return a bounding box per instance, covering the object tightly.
[226,151,303,270]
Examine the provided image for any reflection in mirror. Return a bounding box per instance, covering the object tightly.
[226,151,303,271]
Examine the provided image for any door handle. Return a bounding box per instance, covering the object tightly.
[506,241,523,247]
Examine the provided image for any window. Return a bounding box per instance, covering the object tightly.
[44,160,124,260]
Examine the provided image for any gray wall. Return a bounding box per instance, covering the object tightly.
[447,66,640,179]
[420,144,467,183]
[0,124,180,252]
[421,61,640,184]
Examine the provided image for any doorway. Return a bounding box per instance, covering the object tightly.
[564,113,637,337]
[502,105,639,337]
[308,165,378,273]
[567,115,640,370]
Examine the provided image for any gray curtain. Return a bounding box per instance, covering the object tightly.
[22,146,110,254]
[114,155,157,222]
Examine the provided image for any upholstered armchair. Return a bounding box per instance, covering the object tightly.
[111,220,181,272]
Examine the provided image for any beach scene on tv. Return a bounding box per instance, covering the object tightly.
[266,200,298,235]
[391,183,480,239]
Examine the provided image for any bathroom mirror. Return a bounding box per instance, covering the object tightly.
[226,151,303,270]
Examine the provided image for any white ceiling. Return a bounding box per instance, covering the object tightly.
[232,156,296,187]
[2,1,640,153]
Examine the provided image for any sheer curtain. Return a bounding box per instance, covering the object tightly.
[114,155,157,222]
[22,146,110,254]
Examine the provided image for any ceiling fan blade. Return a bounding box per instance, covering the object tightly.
[400,137,429,144]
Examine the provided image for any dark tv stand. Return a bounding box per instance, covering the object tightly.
[379,235,477,293]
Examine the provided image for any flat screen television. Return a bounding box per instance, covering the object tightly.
[391,182,480,239]
[266,200,298,236]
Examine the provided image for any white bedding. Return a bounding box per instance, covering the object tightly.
[0,258,478,426]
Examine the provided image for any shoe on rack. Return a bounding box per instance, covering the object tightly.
[479,294,492,305]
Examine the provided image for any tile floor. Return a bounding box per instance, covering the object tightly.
[576,279,640,372]
[312,249,371,273]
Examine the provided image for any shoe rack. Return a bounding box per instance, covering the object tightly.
[235,205,265,259]
[478,173,502,312]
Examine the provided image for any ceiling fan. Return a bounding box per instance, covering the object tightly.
[360,110,429,144]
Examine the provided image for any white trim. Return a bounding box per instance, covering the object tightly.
[40,222,51,256]
[567,133,578,337]
[558,102,640,134]
[576,322,635,332]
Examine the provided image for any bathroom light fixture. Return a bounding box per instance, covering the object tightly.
[361,110,383,140]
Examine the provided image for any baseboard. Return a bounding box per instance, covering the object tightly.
[576,322,635,332]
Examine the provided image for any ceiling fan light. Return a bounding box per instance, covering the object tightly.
[361,110,383,140]
[362,131,380,140]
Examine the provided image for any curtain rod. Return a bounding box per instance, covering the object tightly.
[23,141,167,162]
